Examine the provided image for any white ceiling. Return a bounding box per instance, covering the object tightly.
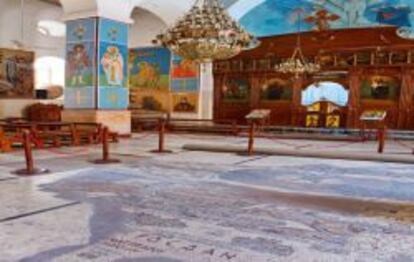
[46,0,246,24]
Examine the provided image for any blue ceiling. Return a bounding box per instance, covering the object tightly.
[237,0,414,38]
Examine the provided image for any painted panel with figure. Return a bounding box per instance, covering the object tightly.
[97,18,129,109]
[222,78,250,101]
[361,76,400,100]
[260,78,292,101]
[0,48,34,99]
[66,42,95,88]
[65,18,97,109]
[171,55,199,93]
[98,43,128,88]
[239,0,414,39]
[173,93,198,113]
[129,47,171,90]
[131,89,171,112]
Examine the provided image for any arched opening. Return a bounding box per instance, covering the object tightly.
[302,81,349,128]
[34,56,65,98]
[129,7,168,48]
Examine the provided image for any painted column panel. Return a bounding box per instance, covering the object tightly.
[97,18,129,109]
[64,17,129,110]
[65,18,97,109]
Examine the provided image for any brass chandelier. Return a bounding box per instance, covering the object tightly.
[154,0,258,63]
[275,11,320,77]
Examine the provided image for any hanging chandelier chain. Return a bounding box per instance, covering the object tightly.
[275,8,320,77]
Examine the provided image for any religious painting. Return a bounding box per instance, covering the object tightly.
[361,76,400,100]
[129,47,171,90]
[130,89,171,112]
[171,55,199,93]
[99,43,128,87]
[326,115,340,128]
[97,18,128,109]
[239,0,414,39]
[260,78,292,101]
[222,78,250,101]
[306,114,319,128]
[0,48,34,99]
[66,42,95,88]
[172,93,198,113]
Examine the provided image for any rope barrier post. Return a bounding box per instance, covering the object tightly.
[247,120,256,156]
[12,130,49,175]
[91,126,121,164]
[151,116,172,154]
[377,125,386,154]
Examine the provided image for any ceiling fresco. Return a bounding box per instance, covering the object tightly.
[237,0,414,38]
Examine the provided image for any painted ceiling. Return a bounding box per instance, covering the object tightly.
[237,0,414,38]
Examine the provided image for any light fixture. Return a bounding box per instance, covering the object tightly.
[154,0,258,63]
[275,10,320,78]
[37,20,66,38]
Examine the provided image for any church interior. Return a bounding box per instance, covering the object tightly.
[1,0,414,260]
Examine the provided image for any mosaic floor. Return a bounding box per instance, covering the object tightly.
[1,133,414,261]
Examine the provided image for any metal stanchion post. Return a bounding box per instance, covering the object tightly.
[377,125,386,154]
[247,120,256,156]
[151,117,172,154]
[92,126,121,164]
[12,130,49,175]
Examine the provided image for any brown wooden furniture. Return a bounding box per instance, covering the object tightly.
[213,27,414,130]
[25,103,62,122]
[34,122,78,147]
[73,122,119,145]
[167,119,240,135]
[0,126,12,153]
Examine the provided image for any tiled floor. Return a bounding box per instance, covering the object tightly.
[0,133,414,261]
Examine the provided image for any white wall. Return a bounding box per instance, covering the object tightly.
[129,7,167,48]
[0,0,65,59]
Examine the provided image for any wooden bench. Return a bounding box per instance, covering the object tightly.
[0,126,12,152]
[167,119,240,136]
[34,122,78,147]
[0,122,44,149]
[73,122,119,145]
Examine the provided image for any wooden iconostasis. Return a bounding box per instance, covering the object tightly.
[213,27,414,130]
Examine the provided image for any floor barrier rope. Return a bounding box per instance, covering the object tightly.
[394,139,414,149]
[46,146,91,155]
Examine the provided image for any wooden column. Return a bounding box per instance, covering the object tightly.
[397,68,414,129]
[347,69,362,128]
[291,76,304,126]
[250,76,261,111]
[213,75,224,121]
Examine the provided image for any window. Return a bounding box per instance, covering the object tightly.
[34,56,65,90]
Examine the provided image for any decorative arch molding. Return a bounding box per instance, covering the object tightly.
[60,0,189,25]
[302,82,349,107]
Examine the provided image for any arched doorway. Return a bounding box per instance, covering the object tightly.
[302,81,349,128]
